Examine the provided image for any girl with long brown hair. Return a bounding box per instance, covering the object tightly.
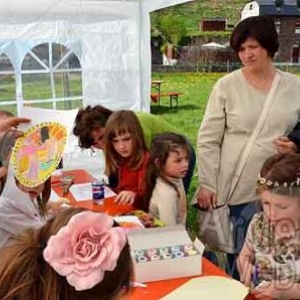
[105,110,149,209]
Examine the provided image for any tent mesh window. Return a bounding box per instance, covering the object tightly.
[21,42,82,110]
[0,53,16,115]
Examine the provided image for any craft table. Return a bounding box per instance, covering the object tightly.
[51,169,133,216]
[130,258,256,299]
[52,169,256,300]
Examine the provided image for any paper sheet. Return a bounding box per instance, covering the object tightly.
[160,276,249,300]
[113,216,145,229]
[69,182,116,201]
[50,189,60,202]
[19,107,78,135]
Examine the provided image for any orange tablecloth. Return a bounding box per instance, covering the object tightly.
[130,258,256,299]
[52,169,255,300]
[51,169,133,216]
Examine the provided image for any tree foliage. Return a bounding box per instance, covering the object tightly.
[152,12,188,46]
[151,0,245,41]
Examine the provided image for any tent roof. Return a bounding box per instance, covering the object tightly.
[0,0,193,18]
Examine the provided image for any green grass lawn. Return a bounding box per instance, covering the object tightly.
[151,72,224,235]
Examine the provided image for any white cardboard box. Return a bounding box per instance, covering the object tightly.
[127,225,205,283]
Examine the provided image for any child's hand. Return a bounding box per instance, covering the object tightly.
[114,191,135,205]
[47,199,70,216]
[252,281,282,300]
[238,259,254,288]
[0,166,7,179]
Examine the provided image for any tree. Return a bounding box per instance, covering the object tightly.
[152,12,188,60]
[154,13,188,46]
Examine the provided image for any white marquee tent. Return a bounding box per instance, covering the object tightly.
[0,0,191,115]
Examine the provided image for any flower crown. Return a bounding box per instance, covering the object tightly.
[43,211,127,291]
[257,173,300,188]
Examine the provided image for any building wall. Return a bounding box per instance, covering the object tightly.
[276,17,300,62]
[241,2,300,62]
[199,20,226,31]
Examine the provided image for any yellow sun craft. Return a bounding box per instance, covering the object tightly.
[11,122,67,187]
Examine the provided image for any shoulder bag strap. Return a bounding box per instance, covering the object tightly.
[226,71,281,204]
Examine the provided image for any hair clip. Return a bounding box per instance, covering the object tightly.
[43,211,127,291]
[257,173,300,189]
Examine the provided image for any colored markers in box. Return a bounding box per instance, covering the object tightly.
[133,244,199,263]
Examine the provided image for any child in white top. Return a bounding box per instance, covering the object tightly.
[0,163,51,248]
[144,133,190,226]
[238,153,300,299]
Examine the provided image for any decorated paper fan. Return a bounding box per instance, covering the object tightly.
[11,122,67,187]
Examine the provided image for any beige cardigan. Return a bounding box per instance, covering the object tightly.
[149,177,187,226]
[197,69,300,206]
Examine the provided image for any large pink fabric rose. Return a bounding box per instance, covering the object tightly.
[43,211,127,291]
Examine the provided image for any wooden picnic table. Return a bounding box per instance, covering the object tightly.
[151,80,163,105]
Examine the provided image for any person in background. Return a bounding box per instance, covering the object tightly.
[144,133,189,226]
[238,153,300,299]
[0,110,31,194]
[104,110,149,209]
[196,15,300,279]
[0,208,133,300]
[73,105,196,193]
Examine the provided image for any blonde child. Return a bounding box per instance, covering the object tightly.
[0,207,133,299]
[238,153,300,299]
[144,133,189,226]
[105,110,150,209]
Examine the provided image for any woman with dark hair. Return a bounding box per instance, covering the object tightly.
[196,15,300,278]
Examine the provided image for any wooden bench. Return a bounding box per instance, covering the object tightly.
[151,92,182,108]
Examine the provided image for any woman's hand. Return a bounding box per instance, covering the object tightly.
[275,137,297,154]
[114,191,135,205]
[197,186,217,211]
